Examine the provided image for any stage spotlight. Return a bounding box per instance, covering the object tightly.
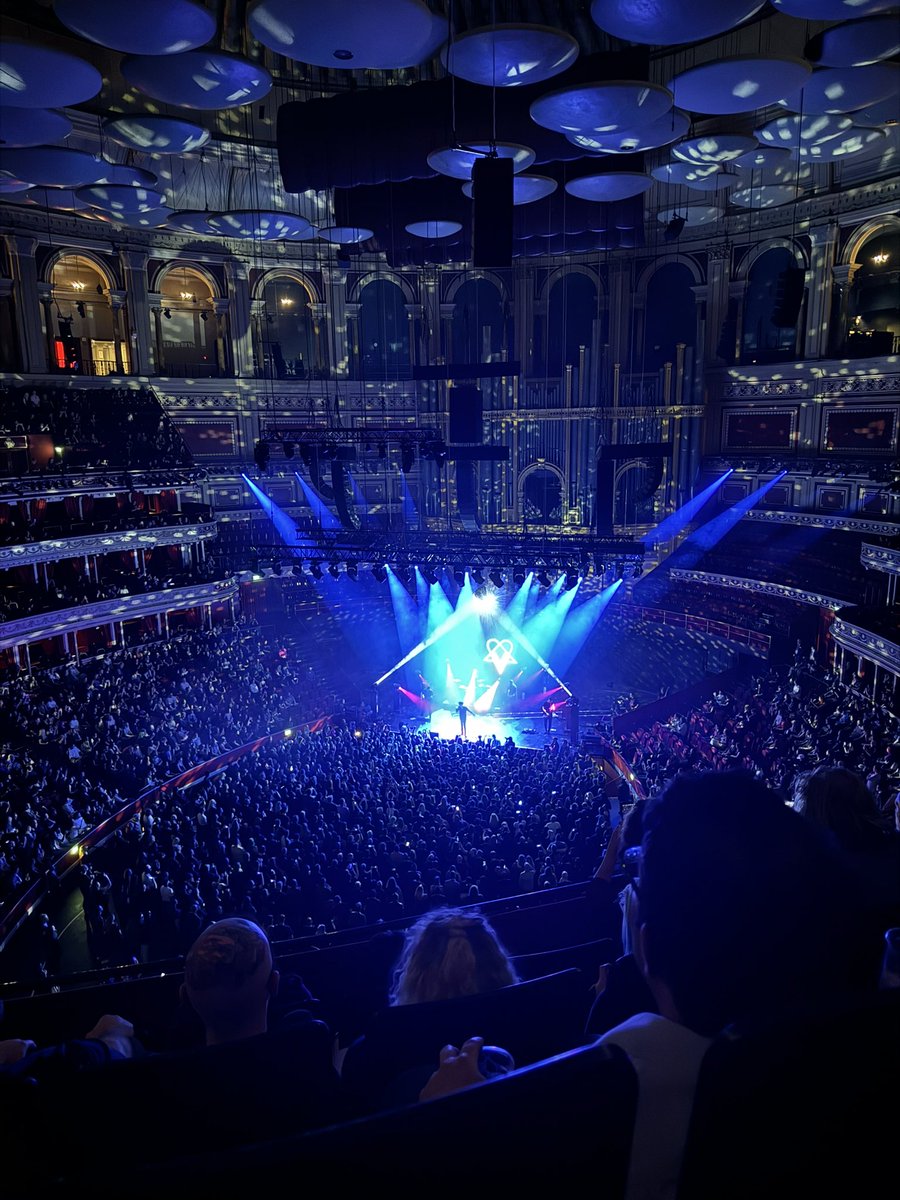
[453,566,466,585]
[564,573,579,591]
[346,562,358,580]
[513,568,526,586]
[422,566,438,585]
[200,310,209,322]
[253,440,270,472]
[372,564,387,583]
[472,590,498,616]
[489,569,504,588]
[536,570,551,588]
[76,301,86,318]
[162,307,172,319]
[470,567,484,586]
[292,564,304,577]
[283,441,295,459]
[632,564,643,579]
[328,562,341,578]
[309,561,323,580]
[664,213,686,242]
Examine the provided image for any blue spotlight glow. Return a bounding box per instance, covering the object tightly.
[505,572,533,627]
[472,590,499,616]
[386,566,420,658]
[496,610,571,696]
[550,579,623,676]
[294,471,341,530]
[242,474,305,555]
[374,588,476,685]
[644,469,733,546]
[674,471,788,569]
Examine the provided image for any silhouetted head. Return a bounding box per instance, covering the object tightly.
[184,918,279,1045]
[390,909,518,1006]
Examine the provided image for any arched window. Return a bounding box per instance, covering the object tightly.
[451,279,506,364]
[259,276,316,378]
[741,247,801,363]
[848,231,900,356]
[523,468,562,525]
[542,273,597,376]
[358,279,409,379]
[49,254,125,375]
[157,265,218,377]
[644,263,696,372]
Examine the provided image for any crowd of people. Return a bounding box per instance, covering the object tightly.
[0,497,212,547]
[0,384,191,472]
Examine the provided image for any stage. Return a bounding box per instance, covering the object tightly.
[390,705,605,748]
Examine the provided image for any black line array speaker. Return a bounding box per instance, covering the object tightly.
[449,384,483,443]
[330,459,360,530]
[472,155,513,269]
[771,267,805,328]
[455,459,479,529]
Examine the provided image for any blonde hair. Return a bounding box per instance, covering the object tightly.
[390,909,518,1006]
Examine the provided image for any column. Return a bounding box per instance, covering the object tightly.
[148,292,163,375]
[704,244,732,365]
[250,297,267,376]
[606,260,631,377]
[37,283,56,370]
[832,263,861,357]
[224,258,253,377]
[805,223,839,360]
[3,234,47,372]
[119,249,155,374]
[342,301,360,378]
[405,303,424,369]
[309,302,329,377]
[213,298,232,375]
[107,289,127,374]
[421,273,441,366]
[439,303,455,364]
[727,281,745,364]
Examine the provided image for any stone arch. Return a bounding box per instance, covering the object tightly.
[518,460,566,524]
[43,247,118,290]
[444,270,509,304]
[735,238,808,282]
[843,216,900,266]
[153,259,221,299]
[348,269,417,306]
[251,268,321,305]
[635,253,704,298]
[537,262,602,309]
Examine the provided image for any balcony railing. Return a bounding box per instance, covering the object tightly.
[0,520,217,569]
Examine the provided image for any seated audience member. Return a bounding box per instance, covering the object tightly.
[389,909,519,1006]
[183,917,279,1044]
[0,1011,136,1082]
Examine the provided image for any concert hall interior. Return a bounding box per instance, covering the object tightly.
[0,1,898,1194]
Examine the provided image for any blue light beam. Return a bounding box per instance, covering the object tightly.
[644,469,733,546]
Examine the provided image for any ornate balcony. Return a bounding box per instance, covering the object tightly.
[0,521,217,570]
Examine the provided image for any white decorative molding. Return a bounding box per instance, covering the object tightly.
[0,578,239,651]
[861,543,900,577]
[723,381,808,398]
[819,376,900,397]
[0,523,217,570]
[669,568,847,611]
[832,616,900,674]
[743,511,899,536]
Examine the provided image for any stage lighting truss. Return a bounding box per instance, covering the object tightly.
[251,529,644,581]
[263,424,448,463]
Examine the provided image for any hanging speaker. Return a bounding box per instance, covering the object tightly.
[472,155,513,269]
[448,385,483,443]
[455,459,480,531]
[771,267,805,328]
[330,458,360,531]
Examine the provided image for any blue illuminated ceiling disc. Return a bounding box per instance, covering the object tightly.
[0,106,72,148]
[771,1,894,18]
[755,113,887,160]
[671,56,811,115]
[565,173,652,201]
[77,185,167,214]
[0,146,106,186]
[651,162,738,192]
[427,142,536,180]
[405,220,463,238]
[318,226,373,244]
[102,116,210,154]
[732,146,794,171]
[0,177,32,194]
[566,109,689,155]
[657,204,723,226]
[443,24,578,87]
[849,95,899,127]
[590,0,764,45]
[248,0,444,69]
[165,210,217,234]
[121,52,272,110]
[777,63,899,115]
[20,185,84,210]
[95,162,158,188]
[0,41,102,109]
[807,16,900,67]
[208,210,315,240]
[730,184,803,208]
[462,173,558,205]
[54,0,216,55]
[114,208,174,228]
[530,80,672,134]
[671,134,757,164]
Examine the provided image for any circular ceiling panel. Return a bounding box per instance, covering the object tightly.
[565,172,652,201]
[19,185,84,210]
[405,220,463,239]
[318,226,373,244]
[566,108,689,154]
[671,134,757,163]
[248,0,443,69]
[427,142,536,180]
[771,1,894,17]
[0,106,72,148]
[95,162,158,188]
[530,80,672,135]
[54,0,216,54]
[462,172,558,205]
[121,51,272,110]
[0,41,102,109]
[208,210,315,240]
[164,210,217,234]
[806,16,900,67]
[102,116,210,154]
[732,146,794,171]
[652,162,738,191]
[778,63,899,114]
[755,113,887,159]
[590,0,764,45]
[847,95,898,127]
[657,205,723,226]
[77,185,167,214]
[0,178,32,194]
[671,56,811,115]
[730,184,803,208]
[114,208,174,228]
[0,146,106,186]
[443,24,578,88]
